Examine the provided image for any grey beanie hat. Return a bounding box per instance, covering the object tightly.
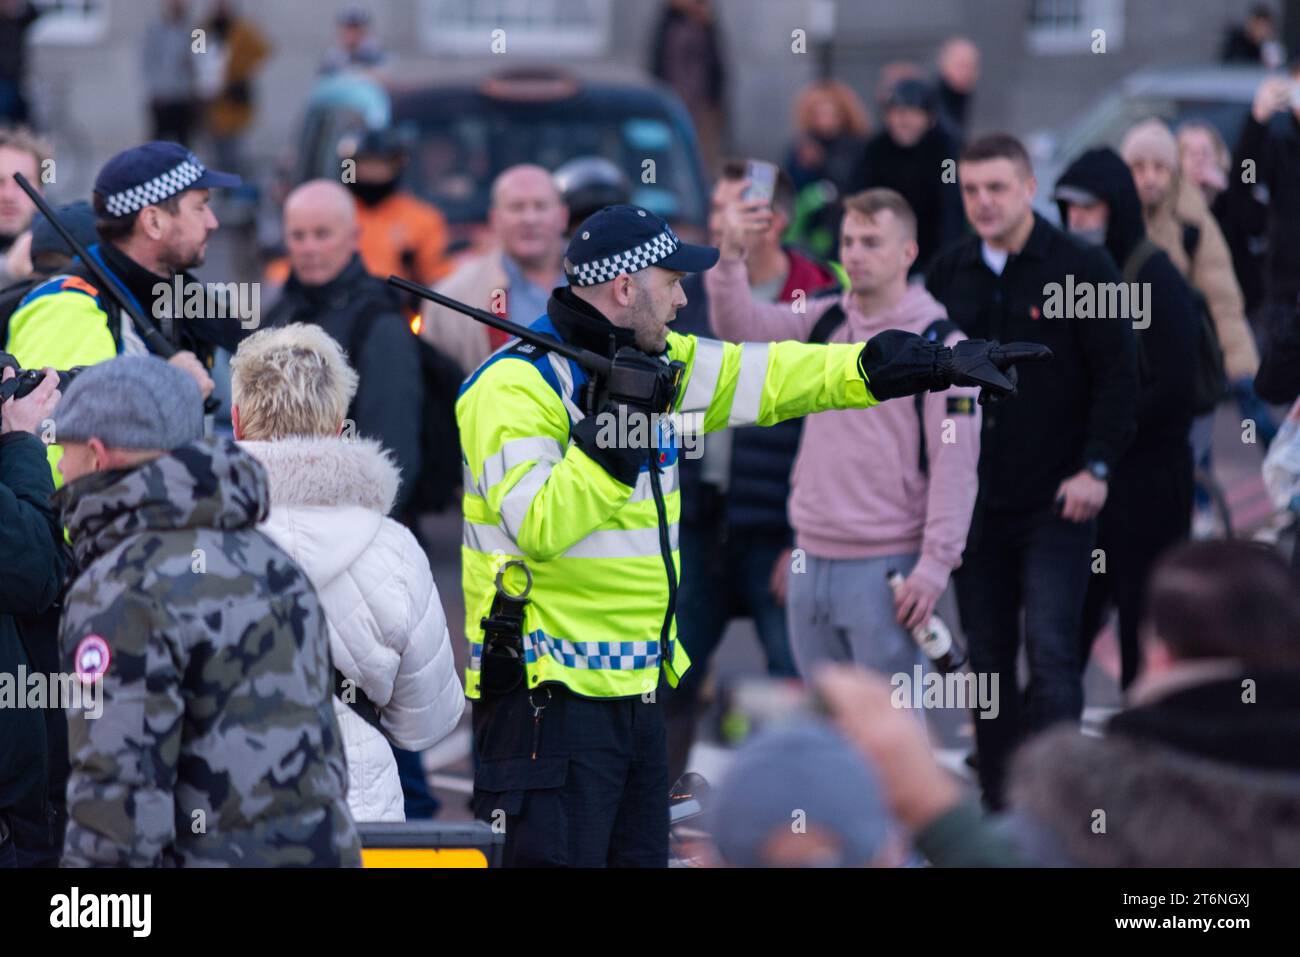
[53,355,204,450]
[708,720,893,868]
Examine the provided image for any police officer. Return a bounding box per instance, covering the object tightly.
[4,141,245,478]
[458,204,1047,867]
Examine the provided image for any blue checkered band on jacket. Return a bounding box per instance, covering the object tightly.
[565,229,679,286]
[465,632,666,673]
[524,630,662,670]
[102,156,206,217]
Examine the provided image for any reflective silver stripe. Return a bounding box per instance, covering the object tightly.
[462,464,478,496]
[463,520,519,555]
[547,352,585,423]
[498,462,553,538]
[464,516,681,559]
[563,522,679,559]
[477,436,564,495]
[120,315,150,356]
[681,337,726,412]
[728,342,770,426]
[630,462,679,502]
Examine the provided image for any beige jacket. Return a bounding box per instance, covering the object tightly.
[418,248,508,375]
[1144,177,1258,381]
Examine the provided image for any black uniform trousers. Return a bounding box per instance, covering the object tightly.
[470,680,668,867]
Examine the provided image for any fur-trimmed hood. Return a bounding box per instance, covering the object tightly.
[238,436,401,588]
[238,435,400,514]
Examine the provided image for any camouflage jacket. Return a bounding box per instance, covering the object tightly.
[52,437,361,867]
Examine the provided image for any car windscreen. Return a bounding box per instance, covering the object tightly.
[385,92,703,226]
[1053,94,1252,161]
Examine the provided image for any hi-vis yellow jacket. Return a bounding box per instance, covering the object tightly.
[457,297,880,700]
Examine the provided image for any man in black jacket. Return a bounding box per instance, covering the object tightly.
[1054,147,1200,690]
[1244,67,1300,404]
[0,365,65,867]
[266,179,423,514]
[925,134,1138,809]
[852,79,964,276]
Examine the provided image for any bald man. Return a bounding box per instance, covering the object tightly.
[936,37,980,144]
[420,163,568,373]
[264,178,425,514]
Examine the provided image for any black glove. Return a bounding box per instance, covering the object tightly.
[572,348,680,486]
[945,340,1054,405]
[572,403,650,487]
[859,330,1052,404]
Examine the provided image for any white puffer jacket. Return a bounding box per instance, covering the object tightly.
[240,436,464,823]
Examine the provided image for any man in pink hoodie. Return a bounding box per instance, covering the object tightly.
[706,187,981,678]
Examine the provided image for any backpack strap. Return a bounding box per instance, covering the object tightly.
[914,319,959,476]
[807,301,847,344]
[1181,222,1201,263]
[1121,239,1163,383]
[1122,238,1163,285]
[334,667,385,735]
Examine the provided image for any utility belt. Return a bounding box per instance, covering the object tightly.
[479,559,534,697]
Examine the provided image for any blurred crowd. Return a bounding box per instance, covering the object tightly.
[0,0,1297,869]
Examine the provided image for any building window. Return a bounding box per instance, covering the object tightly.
[29,0,109,46]
[419,0,612,57]
[1027,0,1125,55]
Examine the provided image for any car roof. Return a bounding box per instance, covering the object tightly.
[384,66,680,119]
[379,59,663,92]
[1116,64,1272,102]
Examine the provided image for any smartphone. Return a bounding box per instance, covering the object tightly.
[741,159,778,206]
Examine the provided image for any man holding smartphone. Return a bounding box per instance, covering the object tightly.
[706,184,983,688]
[665,159,840,784]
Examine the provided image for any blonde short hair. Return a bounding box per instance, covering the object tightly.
[842,188,918,240]
[230,323,358,440]
[0,125,52,171]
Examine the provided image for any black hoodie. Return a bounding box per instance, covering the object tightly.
[1055,148,1199,461]
[853,124,965,275]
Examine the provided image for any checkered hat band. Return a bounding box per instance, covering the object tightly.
[567,230,679,287]
[103,158,206,218]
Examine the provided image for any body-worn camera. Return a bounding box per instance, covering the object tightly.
[603,346,685,415]
[0,351,82,402]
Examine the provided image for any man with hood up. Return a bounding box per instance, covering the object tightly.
[1054,147,1201,689]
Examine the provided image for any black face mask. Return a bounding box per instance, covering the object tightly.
[348,177,399,207]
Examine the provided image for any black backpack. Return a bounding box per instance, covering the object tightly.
[347,315,464,517]
[1122,236,1227,416]
[808,302,957,476]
